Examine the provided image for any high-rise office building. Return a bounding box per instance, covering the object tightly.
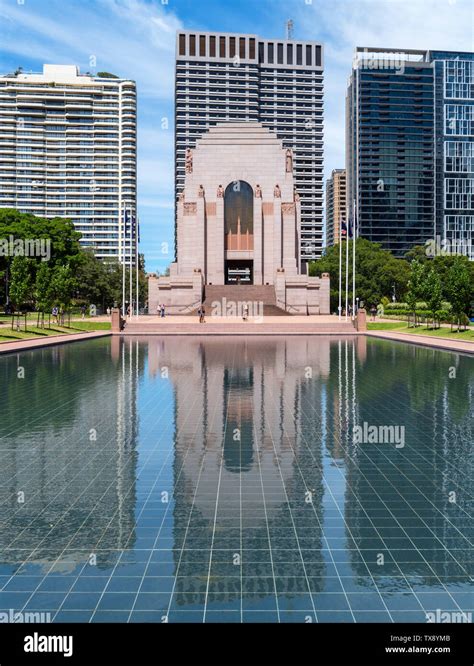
[346,48,473,259]
[175,31,324,265]
[0,64,137,262]
[325,168,346,246]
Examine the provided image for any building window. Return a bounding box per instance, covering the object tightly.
[230,37,236,58]
[277,43,284,64]
[297,44,302,65]
[445,141,474,172]
[315,46,322,66]
[249,38,255,59]
[445,104,474,136]
[209,35,216,57]
[239,37,246,59]
[219,36,226,58]
[189,34,196,56]
[306,45,312,66]
[179,34,186,56]
[199,35,206,57]
[268,43,274,64]
[287,44,293,65]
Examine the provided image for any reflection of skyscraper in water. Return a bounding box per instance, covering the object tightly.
[148,337,337,607]
[0,339,142,571]
[341,343,473,587]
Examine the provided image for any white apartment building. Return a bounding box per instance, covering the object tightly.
[0,64,136,262]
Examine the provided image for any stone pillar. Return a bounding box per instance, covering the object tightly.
[356,308,367,332]
[196,194,206,275]
[282,203,298,276]
[263,202,274,284]
[253,196,263,284]
[111,308,123,332]
[273,197,282,275]
[319,272,331,315]
[215,196,225,285]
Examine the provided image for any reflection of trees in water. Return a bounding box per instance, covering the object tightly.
[0,339,142,569]
[336,341,473,585]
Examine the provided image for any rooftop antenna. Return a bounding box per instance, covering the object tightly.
[285,19,294,40]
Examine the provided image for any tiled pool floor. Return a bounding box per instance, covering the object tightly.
[0,336,472,622]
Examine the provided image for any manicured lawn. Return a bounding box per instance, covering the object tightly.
[368,322,474,342]
[0,320,110,343]
[367,322,406,330]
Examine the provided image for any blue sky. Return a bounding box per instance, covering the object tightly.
[0,0,472,272]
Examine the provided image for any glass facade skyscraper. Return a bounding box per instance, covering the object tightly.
[347,48,473,259]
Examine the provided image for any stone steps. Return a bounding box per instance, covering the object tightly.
[201,285,288,316]
[122,322,357,335]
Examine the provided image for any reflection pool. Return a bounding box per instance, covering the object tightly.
[0,336,472,623]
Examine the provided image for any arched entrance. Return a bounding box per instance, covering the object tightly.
[224,181,254,284]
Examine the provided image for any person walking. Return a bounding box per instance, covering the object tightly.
[160,303,165,318]
[242,303,249,321]
[52,305,58,325]
[370,305,377,321]
[80,304,86,320]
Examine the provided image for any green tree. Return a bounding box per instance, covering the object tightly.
[9,256,32,329]
[34,262,53,327]
[447,257,472,331]
[422,267,443,329]
[406,260,425,327]
[310,238,410,313]
[50,264,76,323]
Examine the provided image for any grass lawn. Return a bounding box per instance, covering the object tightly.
[0,320,110,343]
[368,322,474,342]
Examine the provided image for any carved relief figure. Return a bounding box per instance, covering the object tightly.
[274,184,281,198]
[255,184,262,198]
[294,188,300,202]
[285,148,293,173]
[185,148,193,174]
[178,190,185,202]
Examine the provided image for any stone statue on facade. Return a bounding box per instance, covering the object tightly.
[255,184,262,198]
[198,184,205,198]
[178,190,185,202]
[274,184,281,198]
[185,148,193,174]
[285,148,293,173]
[217,184,224,198]
[294,188,300,202]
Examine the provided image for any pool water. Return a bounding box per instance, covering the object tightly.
[0,336,472,623]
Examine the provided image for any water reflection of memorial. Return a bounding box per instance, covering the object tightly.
[148,337,343,606]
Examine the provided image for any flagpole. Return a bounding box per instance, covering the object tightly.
[122,202,126,317]
[352,198,356,319]
[345,221,349,322]
[135,218,139,319]
[338,215,342,321]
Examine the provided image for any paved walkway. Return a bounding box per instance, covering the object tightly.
[366,330,473,355]
[0,330,111,355]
